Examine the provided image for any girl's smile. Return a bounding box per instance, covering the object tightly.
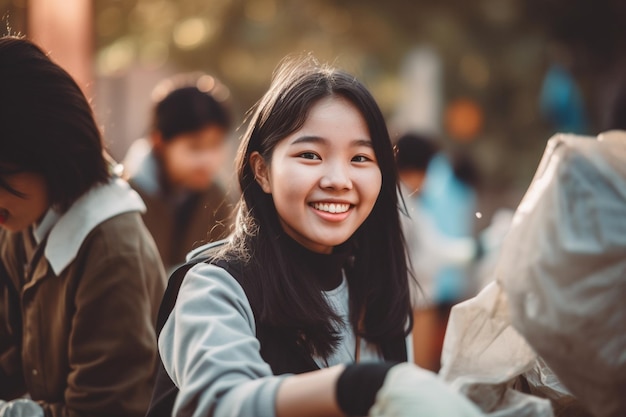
[309,200,354,222]
[252,95,382,254]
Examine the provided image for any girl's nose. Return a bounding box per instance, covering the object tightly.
[320,161,353,190]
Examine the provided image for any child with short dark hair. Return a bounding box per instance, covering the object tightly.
[125,76,235,271]
[0,36,166,417]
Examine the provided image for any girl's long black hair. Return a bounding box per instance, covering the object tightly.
[215,56,413,359]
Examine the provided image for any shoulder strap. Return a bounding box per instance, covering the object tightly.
[155,239,228,336]
[147,239,228,417]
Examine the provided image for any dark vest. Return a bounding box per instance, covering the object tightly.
[145,241,407,417]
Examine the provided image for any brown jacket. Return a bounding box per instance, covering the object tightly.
[0,182,166,417]
[132,182,235,270]
[126,147,236,271]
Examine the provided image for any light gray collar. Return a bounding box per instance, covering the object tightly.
[44,178,146,275]
[33,209,61,245]
[129,148,162,197]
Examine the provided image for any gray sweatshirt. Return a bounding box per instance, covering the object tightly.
[159,262,412,417]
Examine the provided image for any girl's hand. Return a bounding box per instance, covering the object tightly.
[369,363,484,417]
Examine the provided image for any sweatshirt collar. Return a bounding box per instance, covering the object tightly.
[44,178,146,275]
[280,233,352,291]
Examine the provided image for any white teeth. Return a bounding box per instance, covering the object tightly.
[312,202,350,213]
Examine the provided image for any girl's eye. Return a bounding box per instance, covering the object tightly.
[352,155,373,163]
[299,152,320,160]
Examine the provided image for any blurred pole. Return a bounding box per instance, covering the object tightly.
[392,46,443,138]
[27,0,93,97]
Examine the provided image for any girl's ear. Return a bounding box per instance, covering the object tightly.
[250,151,272,193]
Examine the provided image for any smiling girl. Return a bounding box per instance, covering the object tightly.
[149,57,481,417]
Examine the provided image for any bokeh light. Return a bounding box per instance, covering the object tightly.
[173,17,214,50]
[445,98,484,142]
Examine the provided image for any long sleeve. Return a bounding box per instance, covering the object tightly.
[40,245,164,417]
[1,188,165,416]
[159,263,287,417]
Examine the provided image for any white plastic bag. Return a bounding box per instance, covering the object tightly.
[496,131,626,417]
[439,281,559,417]
[369,363,484,417]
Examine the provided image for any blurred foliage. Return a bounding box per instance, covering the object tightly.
[0,0,27,36]
[90,0,625,191]
[2,0,625,193]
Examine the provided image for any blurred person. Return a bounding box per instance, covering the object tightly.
[124,77,236,271]
[422,152,481,371]
[0,36,166,417]
[395,132,438,196]
[395,132,439,303]
[395,133,476,371]
[539,63,588,134]
[420,151,480,305]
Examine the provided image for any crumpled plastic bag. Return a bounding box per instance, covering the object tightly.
[369,363,484,417]
[439,280,576,417]
[496,131,626,417]
[439,131,626,417]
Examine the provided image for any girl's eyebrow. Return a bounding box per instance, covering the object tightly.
[291,135,373,148]
[352,139,374,148]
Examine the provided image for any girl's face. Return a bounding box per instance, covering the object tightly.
[0,170,50,232]
[252,96,382,254]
